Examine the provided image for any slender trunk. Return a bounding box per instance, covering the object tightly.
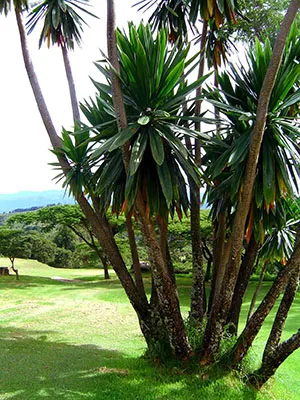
[249,329,300,389]
[10,257,19,280]
[95,246,110,279]
[208,211,227,314]
[61,44,81,122]
[15,8,63,153]
[229,225,300,367]
[136,196,191,358]
[126,214,146,298]
[226,235,259,335]
[159,217,175,283]
[190,180,205,324]
[247,261,268,323]
[201,1,299,364]
[202,238,213,282]
[189,19,209,325]
[262,265,300,362]
[68,224,110,279]
[214,66,221,135]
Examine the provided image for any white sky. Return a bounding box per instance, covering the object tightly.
[0,1,148,194]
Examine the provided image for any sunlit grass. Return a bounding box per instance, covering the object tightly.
[0,258,299,399]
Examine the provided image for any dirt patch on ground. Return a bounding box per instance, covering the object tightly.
[51,276,82,283]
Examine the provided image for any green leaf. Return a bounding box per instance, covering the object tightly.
[109,124,139,151]
[98,153,123,193]
[262,139,275,208]
[138,116,150,125]
[52,7,60,30]
[129,133,148,176]
[157,162,172,206]
[125,172,140,210]
[149,128,164,165]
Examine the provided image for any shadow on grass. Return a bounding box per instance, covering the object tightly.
[0,275,127,290]
[0,326,260,400]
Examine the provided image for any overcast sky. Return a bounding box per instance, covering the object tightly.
[0,1,148,194]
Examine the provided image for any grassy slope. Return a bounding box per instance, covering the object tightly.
[0,259,299,400]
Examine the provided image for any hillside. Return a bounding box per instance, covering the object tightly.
[0,190,75,213]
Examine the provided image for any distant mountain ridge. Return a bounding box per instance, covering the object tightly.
[0,190,75,213]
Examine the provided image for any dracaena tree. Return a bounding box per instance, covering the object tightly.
[136,0,238,325]
[200,19,300,365]
[57,20,210,359]
[26,0,97,122]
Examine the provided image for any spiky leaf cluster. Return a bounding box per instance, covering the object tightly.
[203,25,300,242]
[26,0,97,49]
[81,23,210,220]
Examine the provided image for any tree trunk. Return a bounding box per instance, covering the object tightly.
[207,211,227,315]
[202,238,213,282]
[201,0,299,364]
[189,180,205,324]
[158,217,175,283]
[135,198,192,358]
[262,264,300,362]
[10,257,19,280]
[68,223,111,279]
[126,214,145,298]
[226,235,259,335]
[249,329,300,389]
[61,44,81,122]
[229,225,300,367]
[247,261,268,323]
[189,19,209,325]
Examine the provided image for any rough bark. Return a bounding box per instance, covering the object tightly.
[61,44,81,122]
[249,329,300,389]
[135,196,192,358]
[126,214,145,298]
[207,211,227,315]
[229,225,300,367]
[201,0,299,364]
[226,235,259,335]
[262,264,300,362]
[158,218,175,283]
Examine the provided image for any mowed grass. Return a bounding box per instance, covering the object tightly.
[0,258,299,400]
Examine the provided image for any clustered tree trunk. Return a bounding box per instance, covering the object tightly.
[11,0,300,390]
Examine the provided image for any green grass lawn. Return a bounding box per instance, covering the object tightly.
[0,259,299,400]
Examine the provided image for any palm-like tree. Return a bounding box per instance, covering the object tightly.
[136,0,238,324]
[58,21,210,358]
[26,0,97,122]
[201,17,300,363]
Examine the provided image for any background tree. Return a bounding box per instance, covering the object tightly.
[0,228,32,279]
[26,0,97,122]
[7,204,112,278]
